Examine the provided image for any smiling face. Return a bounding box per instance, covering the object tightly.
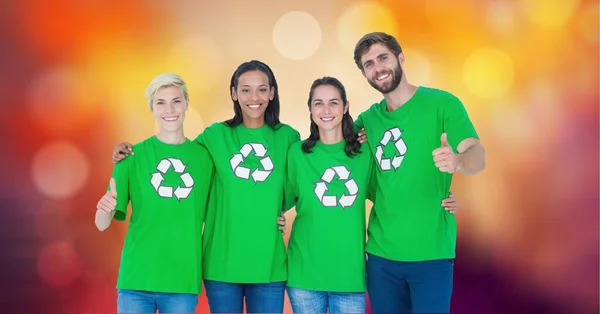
[310,84,348,134]
[151,85,187,133]
[360,43,404,94]
[231,70,274,127]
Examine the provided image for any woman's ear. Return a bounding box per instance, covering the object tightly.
[231,87,238,101]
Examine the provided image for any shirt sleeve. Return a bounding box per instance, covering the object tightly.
[110,156,131,221]
[196,122,219,149]
[442,95,479,152]
[282,146,299,211]
[353,112,365,133]
[288,128,301,148]
[366,156,377,202]
[195,129,208,148]
[197,145,215,222]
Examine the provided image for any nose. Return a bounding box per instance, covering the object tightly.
[374,61,386,74]
[250,90,260,101]
[165,102,175,113]
[323,103,331,114]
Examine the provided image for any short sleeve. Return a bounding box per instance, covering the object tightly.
[195,144,215,221]
[110,156,131,221]
[442,95,479,151]
[366,156,377,202]
[353,112,365,133]
[283,145,299,211]
[287,128,301,148]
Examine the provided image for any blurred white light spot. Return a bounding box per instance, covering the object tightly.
[32,142,90,200]
[485,1,517,33]
[273,11,322,60]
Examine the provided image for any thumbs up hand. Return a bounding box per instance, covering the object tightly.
[97,178,117,214]
[432,133,457,173]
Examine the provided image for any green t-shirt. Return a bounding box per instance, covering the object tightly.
[196,122,300,283]
[285,140,374,292]
[111,136,214,294]
[355,87,479,261]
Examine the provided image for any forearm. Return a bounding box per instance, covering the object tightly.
[456,144,486,175]
[95,209,115,231]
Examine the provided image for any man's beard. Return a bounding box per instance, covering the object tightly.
[368,63,403,94]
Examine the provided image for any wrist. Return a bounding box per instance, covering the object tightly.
[455,153,464,173]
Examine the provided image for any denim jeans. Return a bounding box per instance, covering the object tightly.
[287,286,365,313]
[367,253,454,314]
[117,289,198,313]
[203,279,285,313]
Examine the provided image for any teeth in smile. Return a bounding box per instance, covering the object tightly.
[321,117,334,121]
[248,104,260,109]
[377,74,390,81]
[163,117,178,122]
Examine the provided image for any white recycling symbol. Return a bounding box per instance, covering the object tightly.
[150,158,195,200]
[229,143,274,182]
[375,127,407,171]
[314,165,359,208]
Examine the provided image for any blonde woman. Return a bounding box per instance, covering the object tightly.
[95,73,213,313]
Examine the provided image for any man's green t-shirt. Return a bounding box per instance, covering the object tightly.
[112,136,214,294]
[285,140,374,292]
[196,122,300,283]
[355,87,479,261]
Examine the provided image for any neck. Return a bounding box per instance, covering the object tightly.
[156,129,186,144]
[383,78,418,112]
[242,116,266,128]
[318,126,343,145]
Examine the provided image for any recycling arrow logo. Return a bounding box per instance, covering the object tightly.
[314,165,359,208]
[229,143,274,182]
[150,158,195,200]
[375,127,407,171]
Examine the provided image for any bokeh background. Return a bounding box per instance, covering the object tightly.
[1,0,598,313]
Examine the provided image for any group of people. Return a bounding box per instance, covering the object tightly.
[95,32,486,314]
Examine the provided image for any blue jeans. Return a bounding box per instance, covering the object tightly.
[117,289,197,313]
[367,253,454,314]
[287,286,365,313]
[203,280,285,313]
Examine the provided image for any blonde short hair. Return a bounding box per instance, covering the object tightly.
[145,73,189,110]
